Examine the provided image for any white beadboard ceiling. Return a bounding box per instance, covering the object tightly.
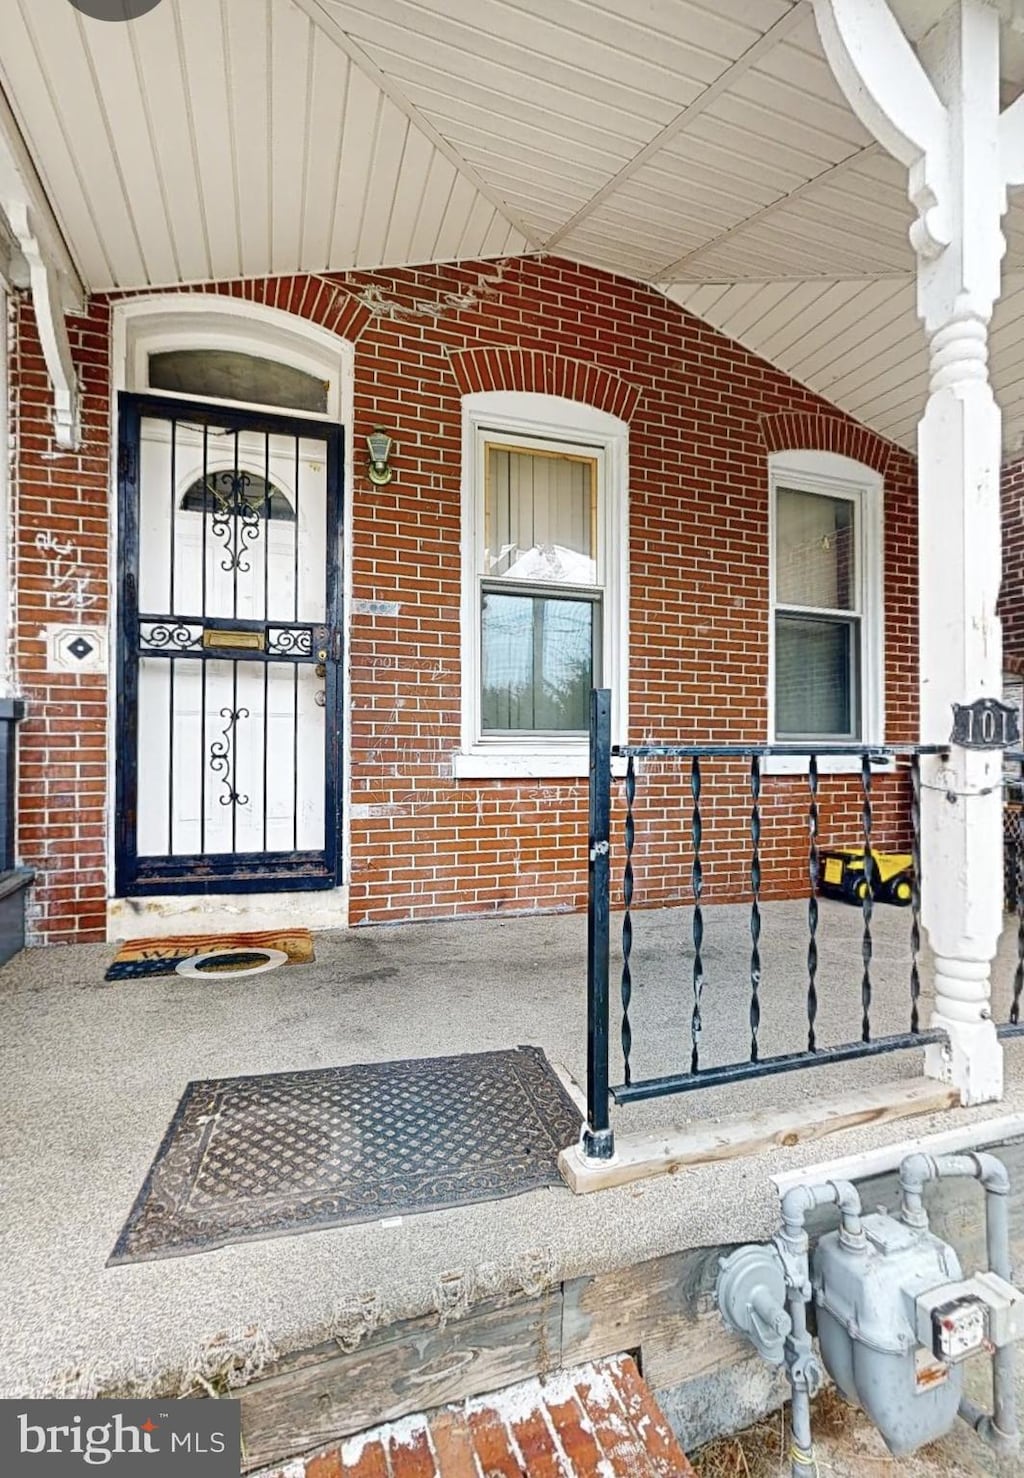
[3,0,1024,451]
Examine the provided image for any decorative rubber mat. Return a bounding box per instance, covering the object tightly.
[109,1045,581,1263]
[104,928,314,981]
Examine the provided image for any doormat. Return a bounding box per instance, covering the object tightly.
[109,1046,582,1263]
[104,928,315,982]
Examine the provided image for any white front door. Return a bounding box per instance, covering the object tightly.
[116,395,344,894]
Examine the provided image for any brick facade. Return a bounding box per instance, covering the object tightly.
[1001,456,1024,674]
[8,256,919,943]
[9,297,112,943]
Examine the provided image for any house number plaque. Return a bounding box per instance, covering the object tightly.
[949,698,1020,750]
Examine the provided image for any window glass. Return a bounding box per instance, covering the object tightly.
[775,615,857,739]
[468,427,614,750]
[775,487,854,610]
[485,446,596,583]
[482,592,596,732]
[149,350,329,415]
[773,479,865,742]
[180,471,295,523]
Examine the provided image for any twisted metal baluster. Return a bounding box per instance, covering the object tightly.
[807,754,820,1053]
[1012,816,1024,1027]
[860,754,875,1043]
[749,755,763,1062]
[690,756,705,1074]
[910,755,922,1035]
[621,756,636,1084]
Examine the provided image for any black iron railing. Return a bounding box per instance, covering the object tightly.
[582,690,948,1160]
[1000,749,1024,1040]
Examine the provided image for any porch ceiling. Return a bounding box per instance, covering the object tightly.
[3,0,1024,451]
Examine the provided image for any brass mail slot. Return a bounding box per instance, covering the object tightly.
[202,628,265,651]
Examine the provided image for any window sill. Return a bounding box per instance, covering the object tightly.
[762,752,895,777]
[451,751,628,780]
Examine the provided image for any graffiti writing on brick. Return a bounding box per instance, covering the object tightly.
[35,531,99,612]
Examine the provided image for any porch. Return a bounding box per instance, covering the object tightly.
[4,906,1024,1449]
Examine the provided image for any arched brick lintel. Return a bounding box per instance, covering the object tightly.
[448,346,642,423]
[759,412,893,475]
[103,276,374,344]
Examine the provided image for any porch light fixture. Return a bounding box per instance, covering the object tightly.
[366,430,394,486]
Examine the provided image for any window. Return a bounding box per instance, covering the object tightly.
[149,349,329,415]
[769,452,883,754]
[120,297,351,424]
[457,394,628,777]
[481,443,599,734]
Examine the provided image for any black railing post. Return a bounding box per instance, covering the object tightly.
[583,688,614,1161]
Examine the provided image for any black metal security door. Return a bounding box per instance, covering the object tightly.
[115,393,344,895]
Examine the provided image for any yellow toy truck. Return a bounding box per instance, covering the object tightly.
[817,848,914,907]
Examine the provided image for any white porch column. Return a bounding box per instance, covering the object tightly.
[814,0,1014,1103]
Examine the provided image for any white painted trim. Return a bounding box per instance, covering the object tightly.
[457,392,629,772]
[770,1112,1024,1197]
[108,293,355,909]
[768,449,885,749]
[118,295,349,421]
[452,751,629,780]
[0,85,84,306]
[6,203,79,448]
[762,754,895,777]
[107,886,348,942]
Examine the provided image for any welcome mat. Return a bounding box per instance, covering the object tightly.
[110,1046,581,1263]
[104,928,315,982]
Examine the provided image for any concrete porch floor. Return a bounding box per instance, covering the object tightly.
[2,901,1024,1403]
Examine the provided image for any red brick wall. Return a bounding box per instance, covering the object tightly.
[9,299,112,943]
[339,258,918,922]
[1001,456,1024,673]
[8,257,919,941]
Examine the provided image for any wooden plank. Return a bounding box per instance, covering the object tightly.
[641,1318,773,1395]
[558,1079,960,1194]
[561,1245,750,1393]
[239,1291,562,1472]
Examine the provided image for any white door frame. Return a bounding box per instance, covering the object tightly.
[107,294,354,940]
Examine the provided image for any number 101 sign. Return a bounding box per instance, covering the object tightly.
[950,698,1021,750]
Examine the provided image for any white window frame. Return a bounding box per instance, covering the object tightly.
[456,392,629,779]
[767,450,885,775]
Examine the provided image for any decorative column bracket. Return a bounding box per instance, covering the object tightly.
[813,0,951,264]
[5,202,80,451]
[0,83,83,451]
